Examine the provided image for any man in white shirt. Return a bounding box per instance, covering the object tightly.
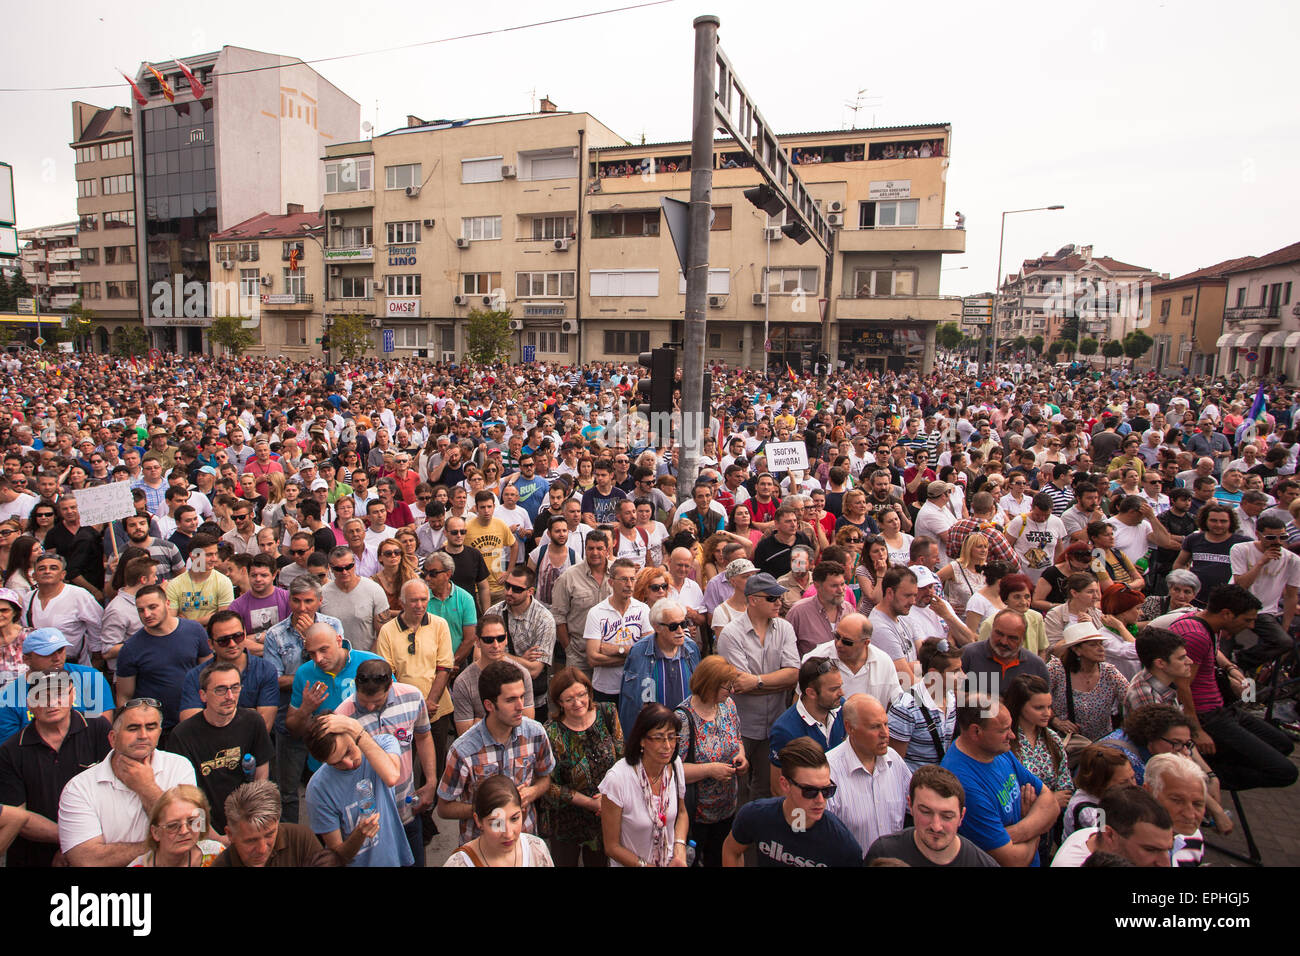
[0,475,37,521]
[827,693,911,858]
[1229,514,1300,669]
[363,499,399,551]
[582,558,653,703]
[801,613,902,705]
[914,482,958,566]
[495,483,533,544]
[57,699,197,867]
[1051,786,1174,867]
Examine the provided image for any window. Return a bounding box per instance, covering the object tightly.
[105,281,137,299]
[590,270,659,297]
[284,268,306,296]
[336,225,372,247]
[284,318,306,347]
[79,248,98,265]
[766,267,819,295]
[1159,299,1172,320]
[101,175,133,195]
[237,243,259,262]
[519,148,577,181]
[396,326,427,348]
[1235,287,1246,307]
[78,213,98,232]
[339,276,371,299]
[384,164,422,191]
[441,327,455,352]
[852,269,915,297]
[104,246,135,265]
[100,140,132,160]
[516,271,576,298]
[386,274,422,296]
[1285,282,1293,305]
[858,199,919,228]
[74,146,97,164]
[677,269,731,295]
[281,241,305,261]
[528,215,575,241]
[77,179,97,198]
[526,331,568,353]
[104,210,134,229]
[461,156,503,184]
[604,331,649,354]
[711,205,733,231]
[386,221,421,244]
[215,243,236,261]
[462,216,502,241]
[462,272,502,295]
[591,210,660,238]
[240,269,260,297]
[79,282,101,300]
[1181,296,1193,316]
[325,157,373,193]
[709,332,722,349]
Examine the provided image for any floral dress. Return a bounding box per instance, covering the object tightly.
[1016,727,1074,795]
[1047,657,1127,743]
[0,626,28,688]
[676,696,743,824]
[541,702,623,850]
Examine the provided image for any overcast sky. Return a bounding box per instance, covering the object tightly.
[3,0,1296,295]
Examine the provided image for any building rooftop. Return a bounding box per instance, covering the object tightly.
[212,210,323,241]
[592,122,951,153]
[1221,241,1300,274]
[1153,256,1259,289]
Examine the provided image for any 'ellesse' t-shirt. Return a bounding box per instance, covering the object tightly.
[730,797,862,867]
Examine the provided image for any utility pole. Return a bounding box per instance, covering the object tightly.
[679,14,718,502]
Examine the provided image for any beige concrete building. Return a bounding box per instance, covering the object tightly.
[321,106,964,371]
[17,222,79,336]
[1216,241,1300,380]
[71,101,142,349]
[1147,257,1255,377]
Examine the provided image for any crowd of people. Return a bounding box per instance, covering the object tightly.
[0,348,1294,869]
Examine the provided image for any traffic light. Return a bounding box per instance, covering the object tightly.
[638,348,676,447]
[743,184,785,217]
[321,333,331,350]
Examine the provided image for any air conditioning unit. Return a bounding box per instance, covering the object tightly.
[553,238,571,252]
[441,351,457,363]
[220,260,234,271]
[455,237,471,249]
[764,227,783,241]
[260,275,272,286]
[561,318,578,334]
[328,266,342,277]
[827,213,843,226]
[328,216,343,227]
[708,295,726,309]
[501,165,517,178]
[405,185,421,198]
[752,293,768,306]
[369,318,382,329]
[481,295,493,306]
[508,319,524,331]
[453,294,469,306]
[422,219,436,228]
[828,201,844,213]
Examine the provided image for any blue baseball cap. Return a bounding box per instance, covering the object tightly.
[24,628,71,656]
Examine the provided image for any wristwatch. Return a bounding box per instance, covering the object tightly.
[757,676,765,690]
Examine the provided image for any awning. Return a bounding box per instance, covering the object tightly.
[1234,331,1263,349]
[1215,333,1235,348]
[1286,331,1300,349]
[1261,330,1289,347]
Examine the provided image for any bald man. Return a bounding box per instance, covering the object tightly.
[800,612,903,706]
[827,694,913,856]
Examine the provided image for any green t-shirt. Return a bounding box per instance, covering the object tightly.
[427,584,479,652]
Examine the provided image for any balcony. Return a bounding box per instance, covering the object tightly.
[1224,305,1281,331]
[324,190,375,212]
[50,270,81,285]
[259,293,314,310]
[50,293,80,309]
[837,226,967,254]
[835,294,963,323]
[48,248,81,263]
[20,248,44,263]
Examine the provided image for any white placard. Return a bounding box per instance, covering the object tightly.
[73,482,136,526]
[765,441,809,472]
[869,179,911,200]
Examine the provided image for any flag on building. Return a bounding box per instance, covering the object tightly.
[146,65,175,103]
[120,71,148,107]
[173,58,206,99]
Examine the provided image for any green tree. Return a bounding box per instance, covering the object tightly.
[0,324,13,349]
[936,322,964,351]
[1047,340,1065,358]
[1078,337,1099,356]
[0,271,11,312]
[112,324,150,357]
[1058,315,1079,345]
[7,270,31,304]
[1029,335,1044,357]
[327,313,373,362]
[1012,335,1028,355]
[1101,339,1124,368]
[1123,330,1153,362]
[466,308,514,364]
[209,315,255,356]
[62,301,95,350]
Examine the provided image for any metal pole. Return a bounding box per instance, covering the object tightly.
[990,210,1006,381]
[680,14,717,503]
[764,230,770,375]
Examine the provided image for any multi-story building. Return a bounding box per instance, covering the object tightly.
[999,244,1163,352]
[318,104,964,371]
[1216,241,1300,380]
[127,47,358,352]
[18,221,79,311]
[208,207,323,356]
[71,100,141,349]
[1147,257,1255,377]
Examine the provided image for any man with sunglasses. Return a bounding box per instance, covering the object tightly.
[177,611,279,732]
[767,657,847,795]
[320,546,388,655]
[1229,514,1300,671]
[450,612,535,734]
[617,599,700,737]
[722,737,862,867]
[485,565,556,722]
[440,516,491,614]
[168,660,274,835]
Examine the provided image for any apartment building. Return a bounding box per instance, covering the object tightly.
[1148,257,1255,377]
[320,106,964,371]
[71,101,141,348]
[126,47,358,353]
[1216,241,1300,381]
[18,221,79,311]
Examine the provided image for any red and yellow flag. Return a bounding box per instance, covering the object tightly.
[289,247,300,271]
[146,65,175,103]
[786,363,797,382]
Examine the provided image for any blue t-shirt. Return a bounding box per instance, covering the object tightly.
[305,732,413,868]
[768,704,847,767]
[581,486,627,525]
[178,652,280,716]
[512,475,550,521]
[290,645,381,770]
[941,745,1043,865]
[730,797,861,867]
[0,663,114,742]
[116,620,213,729]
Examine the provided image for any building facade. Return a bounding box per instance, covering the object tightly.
[1147,257,1255,377]
[1216,241,1300,381]
[318,108,964,371]
[128,47,359,353]
[18,221,79,309]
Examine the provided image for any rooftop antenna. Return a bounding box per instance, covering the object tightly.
[526,87,536,112]
[843,88,883,129]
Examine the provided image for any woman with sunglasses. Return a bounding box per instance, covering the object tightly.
[371,541,415,623]
[633,565,671,609]
[129,784,225,867]
[444,775,554,868]
[0,518,22,576]
[598,702,689,867]
[541,667,623,868]
[1035,541,1095,612]
[25,501,57,548]
[677,654,747,867]
[87,454,110,486]
[0,588,27,688]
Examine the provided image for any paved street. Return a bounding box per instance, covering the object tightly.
[1204,751,1300,867]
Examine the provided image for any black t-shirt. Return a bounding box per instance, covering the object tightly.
[730,797,862,867]
[311,526,337,557]
[866,829,1000,867]
[1179,532,1251,601]
[166,708,274,833]
[1039,565,1071,605]
[754,531,814,579]
[444,546,490,603]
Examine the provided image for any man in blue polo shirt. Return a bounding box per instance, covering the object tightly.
[940,692,1059,867]
[767,657,845,794]
[176,610,279,731]
[287,622,380,772]
[0,628,114,741]
[508,453,550,522]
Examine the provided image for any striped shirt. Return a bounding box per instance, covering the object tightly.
[826,741,913,857]
[336,681,431,823]
[1042,482,1076,515]
[887,682,957,770]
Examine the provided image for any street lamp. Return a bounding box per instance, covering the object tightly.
[990,205,1064,378]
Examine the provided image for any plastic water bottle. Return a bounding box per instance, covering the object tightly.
[684,839,697,867]
[404,793,421,810]
[356,779,376,816]
[241,754,256,781]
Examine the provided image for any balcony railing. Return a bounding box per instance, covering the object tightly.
[50,293,80,308]
[1224,305,1280,321]
[259,292,314,307]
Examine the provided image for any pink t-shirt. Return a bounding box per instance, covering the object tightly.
[1168,615,1221,714]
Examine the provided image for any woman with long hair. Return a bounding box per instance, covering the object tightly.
[3,534,42,597]
[0,518,21,574]
[25,500,57,547]
[598,702,689,867]
[726,504,763,549]
[633,565,672,609]
[1005,673,1074,809]
[371,539,416,620]
[1035,541,1096,611]
[1043,572,1105,647]
[575,456,595,494]
[876,507,913,568]
[936,531,988,619]
[962,560,1013,634]
[444,775,555,867]
[1062,744,1136,837]
[854,535,890,612]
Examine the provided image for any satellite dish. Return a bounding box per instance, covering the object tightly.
[361,121,373,133]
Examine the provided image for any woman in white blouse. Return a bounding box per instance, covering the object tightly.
[443,775,554,868]
[599,702,689,867]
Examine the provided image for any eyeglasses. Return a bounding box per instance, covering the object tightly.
[479,632,508,644]
[758,594,782,604]
[505,583,532,594]
[209,683,242,697]
[793,782,838,800]
[1159,737,1196,753]
[122,697,163,711]
[645,732,679,745]
[213,631,246,647]
[834,631,857,646]
[447,529,466,536]
[290,548,310,556]
[156,813,205,836]
[380,550,402,558]
[330,562,355,573]
[648,582,668,593]
[659,619,688,631]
